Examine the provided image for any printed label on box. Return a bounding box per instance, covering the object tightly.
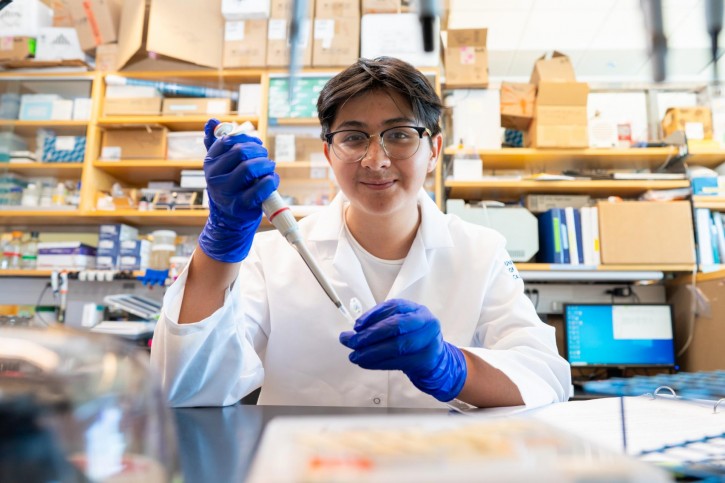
[55,136,75,151]
[206,100,228,114]
[314,19,335,49]
[1,37,13,50]
[269,19,287,40]
[101,146,122,160]
[459,46,475,65]
[226,21,246,41]
[275,134,296,162]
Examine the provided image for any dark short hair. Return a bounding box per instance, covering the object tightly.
[317,57,443,141]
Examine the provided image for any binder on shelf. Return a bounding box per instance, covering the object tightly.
[559,208,571,264]
[538,208,565,263]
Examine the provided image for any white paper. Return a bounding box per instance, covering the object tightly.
[225,21,246,41]
[101,146,122,160]
[268,19,287,40]
[206,100,228,114]
[275,134,296,162]
[55,136,76,151]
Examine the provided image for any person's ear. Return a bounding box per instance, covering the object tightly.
[427,133,443,173]
[323,140,332,166]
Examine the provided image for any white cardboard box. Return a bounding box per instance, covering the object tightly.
[0,0,53,37]
[361,14,439,67]
[448,89,502,150]
[35,27,84,61]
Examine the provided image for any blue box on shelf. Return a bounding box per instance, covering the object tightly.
[42,136,86,162]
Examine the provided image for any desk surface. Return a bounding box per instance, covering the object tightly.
[173,404,445,483]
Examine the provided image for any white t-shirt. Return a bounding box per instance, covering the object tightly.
[343,220,405,304]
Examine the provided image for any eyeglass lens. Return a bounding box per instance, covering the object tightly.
[331,127,423,162]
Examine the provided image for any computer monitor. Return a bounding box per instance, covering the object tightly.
[564,304,676,368]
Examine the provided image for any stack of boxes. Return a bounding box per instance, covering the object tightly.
[266,0,314,67]
[96,224,138,270]
[525,52,590,148]
[313,0,360,67]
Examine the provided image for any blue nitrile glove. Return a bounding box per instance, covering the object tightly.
[339,299,468,402]
[198,118,280,263]
[137,269,169,287]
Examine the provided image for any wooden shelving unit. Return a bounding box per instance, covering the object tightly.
[692,196,725,211]
[0,163,84,179]
[97,115,258,132]
[515,263,696,272]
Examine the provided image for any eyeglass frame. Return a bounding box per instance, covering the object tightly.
[324,125,433,163]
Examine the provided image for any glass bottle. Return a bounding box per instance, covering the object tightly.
[3,231,23,269]
[20,231,39,270]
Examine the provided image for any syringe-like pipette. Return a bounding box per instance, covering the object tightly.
[214,122,354,323]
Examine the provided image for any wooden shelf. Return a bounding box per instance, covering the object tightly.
[97,115,258,131]
[445,179,690,200]
[693,196,725,211]
[0,209,86,225]
[94,160,203,184]
[685,146,725,168]
[0,269,55,277]
[0,120,89,136]
[0,163,84,178]
[269,118,319,126]
[515,263,695,272]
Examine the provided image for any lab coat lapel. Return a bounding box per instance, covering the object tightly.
[388,192,454,299]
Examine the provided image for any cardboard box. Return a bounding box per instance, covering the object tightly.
[500,82,536,131]
[0,0,53,37]
[270,134,324,161]
[669,275,725,371]
[266,18,313,67]
[442,28,488,88]
[316,0,360,17]
[65,0,121,51]
[103,97,162,116]
[51,0,74,27]
[95,42,118,71]
[0,37,36,62]
[222,0,271,20]
[597,201,696,265]
[530,51,576,85]
[116,0,224,71]
[271,0,314,17]
[101,127,168,160]
[223,19,268,68]
[362,0,400,13]
[162,98,231,116]
[661,106,713,140]
[312,17,360,67]
[35,27,84,61]
[525,82,589,148]
[361,14,439,67]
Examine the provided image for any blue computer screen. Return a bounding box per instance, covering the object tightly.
[565,304,676,367]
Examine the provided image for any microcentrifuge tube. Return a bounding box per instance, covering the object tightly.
[349,297,363,319]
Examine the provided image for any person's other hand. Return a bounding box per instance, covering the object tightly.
[137,269,169,287]
[339,299,467,402]
[197,118,280,263]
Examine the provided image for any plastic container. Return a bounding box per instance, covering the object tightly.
[150,230,176,270]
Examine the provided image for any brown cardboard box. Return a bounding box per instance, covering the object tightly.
[271,0,315,17]
[525,82,589,148]
[442,28,488,88]
[530,51,576,85]
[51,0,74,27]
[312,17,360,67]
[316,0,360,17]
[0,37,35,61]
[95,42,118,71]
[162,98,231,116]
[104,97,161,116]
[116,0,224,71]
[270,134,324,161]
[669,275,725,371]
[661,106,713,140]
[362,0,399,13]
[66,0,121,51]
[101,127,167,159]
[597,201,696,265]
[223,19,268,68]
[500,82,536,131]
[267,18,313,67]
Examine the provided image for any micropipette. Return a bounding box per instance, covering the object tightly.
[214,122,356,324]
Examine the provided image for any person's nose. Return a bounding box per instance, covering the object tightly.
[360,135,390,170]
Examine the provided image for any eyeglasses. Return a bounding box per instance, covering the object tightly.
[324,126,432,163]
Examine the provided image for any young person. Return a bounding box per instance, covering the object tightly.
[150,57,570,409]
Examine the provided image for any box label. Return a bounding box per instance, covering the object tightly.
[314,19,335,49]
[459,46,475,65]
[55,136,75,151]
[275,134,296,162]
[269,19,286,40]
[225,21,245,41]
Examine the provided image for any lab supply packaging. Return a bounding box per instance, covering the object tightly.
[103,97,162,116]
[72,98,92,120]
[271,0,314,17]
[691,176,725,196]
[37,242,97,270]
[0,0,53,37]
[37,28,89,61]
[180,170,207,188]
[223,19,268,68]
[315,0,361,17]
[95,42,119,71]
[442,28,488,89]
[19,94,61,121]
[361,14,439,67]
[50,99,74,121]
[500,82,536,131]
[0,37,36,62]
[269,134,324,162]
[238,84,262,115]
[115,0,225,71]
[65,0,121,51]
[266,18,313,67]
[525,82,589,148]
[524,194,591,214]
[448,89,501,150]
[597,201,695,265]
[222,0,271,20]
[162,98,231,116]
[362,0,400,13]
[167,132,206,160]
[661,106,713,141]
[42,136,86,162]
[119,239,150,270]
[100,127,168,160]
[312,17,360,67]
[530,51,577,85]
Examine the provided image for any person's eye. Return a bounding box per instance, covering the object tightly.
[342,132,366,143]
[388,129,413,140]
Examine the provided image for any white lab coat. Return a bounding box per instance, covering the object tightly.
[151,191,571,409]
